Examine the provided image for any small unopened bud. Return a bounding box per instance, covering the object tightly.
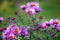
[20,4,26,10]
[37,38,41,40]
[44,30,47,32]
[0,28,3,32]
[50,33,55,37]
[58,35,60,38]
[0,17,4,23]
[39,16,43,19]
[3,26,7,30]
[7,17,10,20]
[11,17,15,20]
[34,27,39,31]
[14,11,18,15]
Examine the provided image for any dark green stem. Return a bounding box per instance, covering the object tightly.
[22,36,24,40]
[18,16,25,25]
[29,29,31,40]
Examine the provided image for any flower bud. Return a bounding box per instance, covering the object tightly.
[14,11,18,15]
[50,33,55,37]
[0,28,3,32]
[11,17,15,20]
[39,16,43,19]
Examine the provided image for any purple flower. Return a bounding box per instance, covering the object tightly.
[41,23,48,30]
[56,26,60,31]
[50,33,55,37]
[56,22,60,31]
[0,28,3,32]
[20,2,42,15]
[2,32,15,40]
[49,19,59,29]
[2,29,10,39]
[44,21,50,26]
[36,23,42,28]
[7,33,15,40]
[2,24,20,40]
[50,19,59,25]
[2,33,6,39]
[34,7,42,13]
[21,27,28,36]
[11,26,21,35]
[7,24,15,30]
[27,2,39,8]
[0,17,4,22]
[25,8,36,15]
[20,4,26,10]
[2,24,15,39]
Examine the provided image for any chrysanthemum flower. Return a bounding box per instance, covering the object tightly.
[36,23,42,28]
[42,23,48,30]
[56,22,60,31]
[20,4,26,10]
[27,2,39,8]
[56,26,60,31]
[34,7,42,13]
[2,29,10,39]
[50,19,59,25]
[25,8,36,15]
[7,33,15,40]
[2,24,15,39]
[21,27,28,36]
[50,33,55,37]
[50,19,59,29]
[0,17,4,22]
[11,26,21,35]
[7,24,15,30]
[44,21,50,26]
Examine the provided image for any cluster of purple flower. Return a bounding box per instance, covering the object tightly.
[2,24,28,40]
[20,2,42,15]
[1,17,60,40]
[36,19,60,31]
[50,19,60,31]
[0,2,60,40]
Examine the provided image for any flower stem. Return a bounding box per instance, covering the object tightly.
[22,36,24,40]
[29,30,31,40]
[18,16,25,25]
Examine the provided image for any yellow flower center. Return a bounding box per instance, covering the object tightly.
[9,35,14,39]
[14,29,18,33]
[53,21,58,24]
[28,10,32,13]
[30,3,35,7]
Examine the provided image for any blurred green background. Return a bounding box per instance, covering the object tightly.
[0,0,60,25]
